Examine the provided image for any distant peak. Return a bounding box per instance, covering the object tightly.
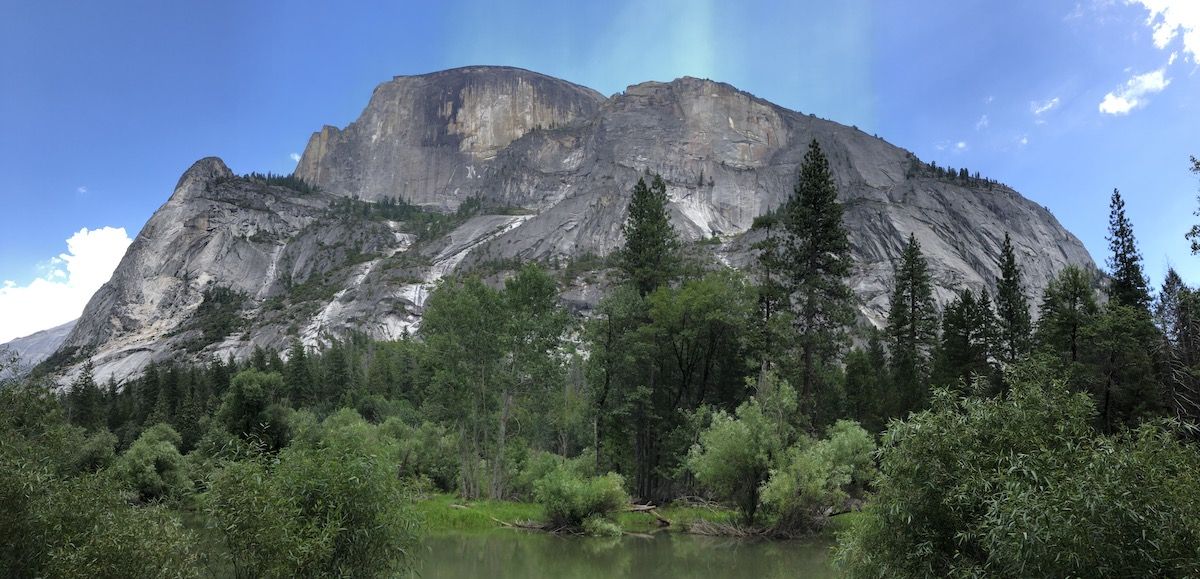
[173,157,233,193]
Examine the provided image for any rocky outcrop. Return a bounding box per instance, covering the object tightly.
[56,67,1097,383]
[0,320,76,374]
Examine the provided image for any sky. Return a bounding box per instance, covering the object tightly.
[1,0,1198,342]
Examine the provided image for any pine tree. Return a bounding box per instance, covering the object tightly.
[1105,189,1150,309]
[286,339,314,405]
[751,211,791,374]
[1156,268,1200,429]
[1186,156,1200,254]
[995,233,1033,364]
[934,289,999,391]
[68,360,103,430]
[780,139,855,405]
[1035,265,1098,365]
[620,174,678,297]
[886,234,939,414]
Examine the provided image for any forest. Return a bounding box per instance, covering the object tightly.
[2,147,1199,577]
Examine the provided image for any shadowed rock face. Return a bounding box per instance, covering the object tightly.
[295,66,606,209]
[57,66,1096,383]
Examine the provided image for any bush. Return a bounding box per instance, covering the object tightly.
[380,418,459,492]
[835,375,1200,578]
[205,409,419,578]
[72,428,118,473]
[534,463,628,528]
[218,369,291,450]
[512,448,595,500]
[759,420,874,533]
[582,514,623,537]
[115,423,192,502]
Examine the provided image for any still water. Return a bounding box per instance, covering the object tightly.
[416,531,835,578]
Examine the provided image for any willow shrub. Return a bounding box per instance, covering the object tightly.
[205,409,419,578]
[835,372,1200,578]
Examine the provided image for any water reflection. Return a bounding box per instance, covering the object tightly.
[416,530,834,578]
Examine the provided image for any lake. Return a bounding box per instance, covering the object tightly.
[415,530,835,578]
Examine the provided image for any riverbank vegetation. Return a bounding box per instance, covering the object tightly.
[3,148,1199,576]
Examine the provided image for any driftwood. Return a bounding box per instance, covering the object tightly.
[448,503,543,530]
[625,504,671,527]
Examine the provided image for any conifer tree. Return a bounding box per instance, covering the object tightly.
[1105,189,1150,309]
[995,233,1032,364]
[620,174,678,297]
[780,139,855,404]
[1035,265,1098,365]
[886,234,939,414]
[68,360,103,430]
[286,339,314,405]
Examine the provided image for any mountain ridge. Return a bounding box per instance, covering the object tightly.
[46,66,1095,384]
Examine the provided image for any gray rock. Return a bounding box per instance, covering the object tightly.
[54,67,1096,384]
[1,319,76,375]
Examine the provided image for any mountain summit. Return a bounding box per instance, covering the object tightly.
[50,66,1094,383]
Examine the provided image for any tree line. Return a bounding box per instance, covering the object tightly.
[4,145,1200,575]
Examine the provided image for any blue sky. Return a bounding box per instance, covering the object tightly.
[1,0,1198,341]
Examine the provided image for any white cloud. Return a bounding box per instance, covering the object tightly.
[1019,135,1030,146]
[0,227,132,343]
[1031,97,1061,116]
[1129,0,1200,61]
[975,114,990,130]
[76,186,87,194]
[955,141,968,151]
[289,152,301,162]
[1098,68,1171,114]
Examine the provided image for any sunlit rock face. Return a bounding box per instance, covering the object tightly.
[58,66,1096,383]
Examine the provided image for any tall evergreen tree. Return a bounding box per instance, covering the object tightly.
[933,289,998,391]
[1105,189,1151,309]
[886,234,939,415]
[995,233,1033,363]
[843,327,890,433]
[751,212,791,375]
[780,139,855,406]
[67,360,103,430]
[619,174,678,297]
[1036,266,1098,365]
[285,339,314,406]
[1155,268,1200,429]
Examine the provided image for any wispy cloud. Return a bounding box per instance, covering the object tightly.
[1098,68,1171,115]
[955,141,968,151]
[76,186,88,194]
[975,114,990,131]
[1018,134,1030,146]
[0,227,132,343]
[289,152,301,163]
[1031,97,1061,116]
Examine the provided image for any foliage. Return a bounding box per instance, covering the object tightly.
[994,232,1033,363]
[778,139,855,407]
[686,374,796,525]
[534,464,629,528]
[932,288,998,392]
[834,368,1200,578]
[381,418,460,492]
[1105,188,1151,309]
[217,369,291,449]
[886,234,939,415]
[242,171,319,195]
[190,286,247,349]
[619,174,679,296]
[114,422,192,502]
[759,420,874,533]
[205,410,419,578]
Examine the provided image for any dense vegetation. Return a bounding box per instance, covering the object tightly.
[4,148,1200,575]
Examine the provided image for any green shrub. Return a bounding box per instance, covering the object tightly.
[205,409,419,578]
[582,514,623,537]
[71,428,118,473]
[115,423,192,502]
[835,377,1200,578]
[534,463,628,528]
[380,418,460,491]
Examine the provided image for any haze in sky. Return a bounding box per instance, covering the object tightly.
[1,0,1198,342]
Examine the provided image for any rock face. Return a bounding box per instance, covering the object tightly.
[1,320,76,374]
[56,66,1096,383]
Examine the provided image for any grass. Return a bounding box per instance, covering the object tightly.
[414,493,544,533]
[414,493,741,535]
